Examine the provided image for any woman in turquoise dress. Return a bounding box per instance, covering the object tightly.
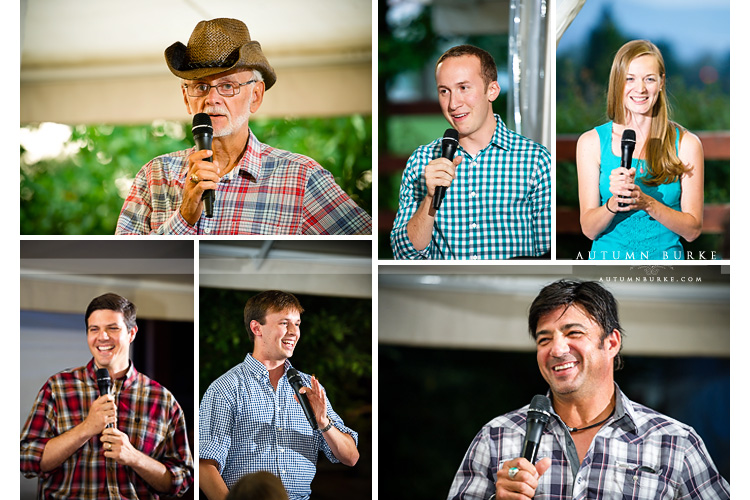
[576,40,704,260]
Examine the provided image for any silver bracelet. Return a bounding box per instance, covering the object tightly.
[320,417,334,433]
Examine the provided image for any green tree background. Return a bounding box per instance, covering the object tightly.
[21,115,372,235]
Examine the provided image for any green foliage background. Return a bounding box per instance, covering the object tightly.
[20,115,372,235]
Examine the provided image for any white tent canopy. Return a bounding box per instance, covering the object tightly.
[20,0,372,124]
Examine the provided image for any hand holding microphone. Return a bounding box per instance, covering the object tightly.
[425,129,461,215]
[432,129,459,210]
[85,368,116,434]
[495,395,552,499]
[287,369,320,431]
[616,129,636,208]
[180,113,221,226]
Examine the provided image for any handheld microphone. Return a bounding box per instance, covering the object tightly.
[287,368,319,430]
[96,368,114,429]
[192,113,215,218]
[522,395,551,463]
[432,128,459,211]
[618,129,636,208]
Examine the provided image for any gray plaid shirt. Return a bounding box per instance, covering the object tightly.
[448,385,729,499]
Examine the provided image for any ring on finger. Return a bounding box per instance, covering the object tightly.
[106,443,111,450]
[508,467,519,480]
[190,173,200,184]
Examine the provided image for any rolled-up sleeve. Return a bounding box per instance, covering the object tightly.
[198,386,234,474]
[20,383,56,478]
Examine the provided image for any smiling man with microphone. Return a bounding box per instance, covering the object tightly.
[116,18,371,235]
[198,290,359,500]
[20,293,193,499]
[390,44,551,260]
[447,280,728,499]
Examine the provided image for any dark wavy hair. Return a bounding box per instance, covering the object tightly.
[528,280,624,371]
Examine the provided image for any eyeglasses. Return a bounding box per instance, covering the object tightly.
[183,80,257,97]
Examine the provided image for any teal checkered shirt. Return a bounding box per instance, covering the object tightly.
[390,115,551,259]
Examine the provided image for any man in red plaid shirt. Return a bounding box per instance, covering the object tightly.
[20,293,194,499]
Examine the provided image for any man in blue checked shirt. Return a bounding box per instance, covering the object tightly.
[448,280,729,499]
[199,291,359,500]
[390,44,551,260]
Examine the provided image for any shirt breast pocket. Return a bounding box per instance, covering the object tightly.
[611,461,679,499]
[131,417,169,457]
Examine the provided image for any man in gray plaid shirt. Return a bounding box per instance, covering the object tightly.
[448,280,729,499]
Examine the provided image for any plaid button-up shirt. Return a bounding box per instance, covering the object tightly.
[199,354,358,500]
[448,386,729,500]
[20,359,193,499]
[116,129,372,235]
[390,115,550,260]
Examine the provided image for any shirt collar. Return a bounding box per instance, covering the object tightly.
[233,128,263,182]
[85,358,138,390]
[489,113,513,152]
[455,114,511,158]
[243,353,292,381]
[612,383,639,434]
[545,383,638,434]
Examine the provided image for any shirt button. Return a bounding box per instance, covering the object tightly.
[469,191,476,198]
[205,228,212,235]
[470,223,477,229]
[470,255,478,260]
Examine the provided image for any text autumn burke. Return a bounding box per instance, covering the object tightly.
[576,251,719,260]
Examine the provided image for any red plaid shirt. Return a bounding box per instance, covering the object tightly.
[20,359,193,499]
[115,129,372,235]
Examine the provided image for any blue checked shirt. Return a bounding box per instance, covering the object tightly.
[115,128,372,235]
[390,115,551,260]
[448,385,729,499]
[198,354,358,500]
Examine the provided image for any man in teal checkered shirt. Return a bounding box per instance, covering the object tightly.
[390,45,551,260]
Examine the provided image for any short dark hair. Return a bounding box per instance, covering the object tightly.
[528,280,624,370]
[435,44,498,90]
[85,293,137,331]
[244,290,304,344]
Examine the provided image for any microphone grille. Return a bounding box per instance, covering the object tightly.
[192,112,213,131]
[529,394,551,421]
[96,368,111,381]
[622,129,636,143]
[443,128,459,141]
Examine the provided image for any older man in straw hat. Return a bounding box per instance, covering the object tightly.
[116,18,372,235]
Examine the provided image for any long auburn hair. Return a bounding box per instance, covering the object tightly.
[606,40,686,186]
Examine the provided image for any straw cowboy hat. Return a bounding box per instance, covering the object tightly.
[164,18,277,88]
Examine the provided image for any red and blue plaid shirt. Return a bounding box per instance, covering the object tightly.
[115,129,372,235]
[20,359,193,499]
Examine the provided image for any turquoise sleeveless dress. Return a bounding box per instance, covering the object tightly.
[589,122,683,260]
